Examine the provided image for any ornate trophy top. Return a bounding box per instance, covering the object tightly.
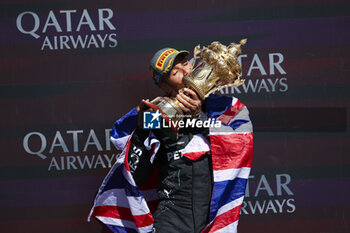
[183,39,247,100]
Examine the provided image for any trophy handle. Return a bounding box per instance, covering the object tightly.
[192,44,201,66]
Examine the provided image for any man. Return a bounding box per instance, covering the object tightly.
[130,48,213,233]
[88,47,253,233]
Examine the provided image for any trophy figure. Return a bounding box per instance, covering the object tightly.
[145,39,247,134]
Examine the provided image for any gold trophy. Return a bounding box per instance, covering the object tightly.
[145,39,247,135]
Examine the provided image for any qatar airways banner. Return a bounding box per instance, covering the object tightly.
[16,8,118,50]
[0,0,349,233]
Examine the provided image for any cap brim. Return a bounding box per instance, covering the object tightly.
[167,50,190,73]
[176,50,190,59]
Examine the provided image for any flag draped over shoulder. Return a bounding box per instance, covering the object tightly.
[88,107,159,233]
[203,95,253,233]
[88,94,254,233]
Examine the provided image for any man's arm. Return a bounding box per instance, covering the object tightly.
[127,126,154,186]
[127,99,155,186]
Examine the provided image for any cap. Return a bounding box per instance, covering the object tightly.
[150,48,189,85]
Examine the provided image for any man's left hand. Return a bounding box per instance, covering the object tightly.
[176,88,202,117]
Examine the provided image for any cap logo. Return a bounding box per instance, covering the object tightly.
[156,49,177,70]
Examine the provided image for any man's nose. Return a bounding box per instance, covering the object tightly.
[183,67,190,77]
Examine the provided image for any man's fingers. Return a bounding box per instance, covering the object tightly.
[183,88,199,100]
[181,93,197,106]
[137,99,144,112]
[177,93,196,110]
[142,99,150,106]
[177,89,202,117]
[137,99,151,112]
[137,99,153,129]
[178,103,190,113]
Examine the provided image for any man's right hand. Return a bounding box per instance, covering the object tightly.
[137,99,152,129]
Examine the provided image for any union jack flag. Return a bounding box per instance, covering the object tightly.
[88,94,253,233]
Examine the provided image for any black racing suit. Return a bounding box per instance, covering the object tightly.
[128,122,213,233]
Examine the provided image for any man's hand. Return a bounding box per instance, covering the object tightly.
[176,88,202,117]
[137,99,152,128]
[136,99,150,113]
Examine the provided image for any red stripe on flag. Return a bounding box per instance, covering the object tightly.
[93,205,154,228]
[183,151,209,161]
[123,140,132,172]
[217,100,245,125]
[93,205,132,221]
[202,205,241,233]
[134,211,154,228]
[150,142,157,157]
[210,132,253,170]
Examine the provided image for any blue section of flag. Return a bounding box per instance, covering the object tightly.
[210,177,247,221]
[107,224,138,233]
[205,94,233,119]
[101,165,142,197]
[111,107,138,140]
[229,119,249,130]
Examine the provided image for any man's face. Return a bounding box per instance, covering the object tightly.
[159,56,193,97]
